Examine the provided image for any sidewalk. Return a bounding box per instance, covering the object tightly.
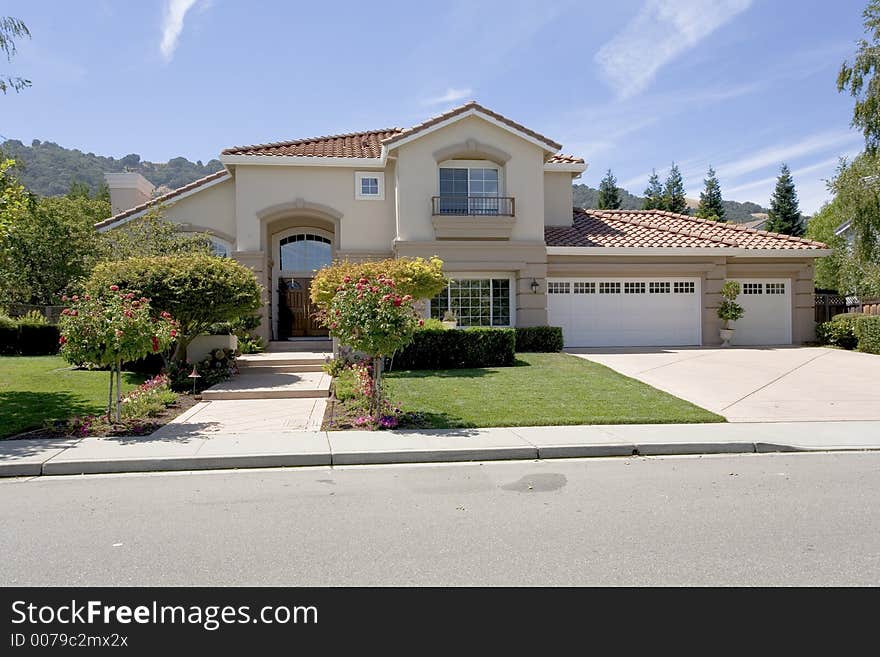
[3,421,880,477]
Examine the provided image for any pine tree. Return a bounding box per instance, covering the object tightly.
[696,166,725,221]
[597,169,622,209]
[663,162,688,214]
[642,170,665,210]
[766,164,804,236]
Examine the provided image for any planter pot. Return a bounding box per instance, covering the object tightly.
[441,321,457,330]
[187,334,238,362]
[719,328,735,347]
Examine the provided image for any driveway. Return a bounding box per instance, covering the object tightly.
[569,346,880,422]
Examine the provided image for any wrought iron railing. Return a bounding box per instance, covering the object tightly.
[432,196,515,217]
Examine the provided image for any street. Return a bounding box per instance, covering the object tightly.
[2,452,879,586]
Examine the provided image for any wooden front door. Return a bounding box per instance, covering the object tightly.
[278,278,328,338]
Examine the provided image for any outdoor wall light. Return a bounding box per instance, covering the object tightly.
[530,278,539,294]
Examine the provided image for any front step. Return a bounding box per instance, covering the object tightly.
[238,353,327,367]
[202,370,331,400]
[240,363,325,373]
[268,339,332,353]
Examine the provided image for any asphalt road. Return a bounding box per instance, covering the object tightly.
[2,452,879,586]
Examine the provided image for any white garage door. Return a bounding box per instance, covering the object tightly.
[731,279,792,345]
[547,277,702,347]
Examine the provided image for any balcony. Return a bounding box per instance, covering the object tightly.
[432,196,515,217]
[430,196,516,240]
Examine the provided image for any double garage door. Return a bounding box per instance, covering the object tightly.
[547,277,791,347]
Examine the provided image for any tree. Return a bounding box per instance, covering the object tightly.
[310,256,447,307]
[98,207,214,261]
[766,164,804,236]
[86,254,264,362]
[642,170,665,210]
[0,16,30,94]
[663,162,688,214]
[597,169,622,209]
[696,166,725,221]
[806,202,850,291]
[838,0,880,151]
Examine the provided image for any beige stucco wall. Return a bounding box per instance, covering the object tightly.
[547,254,818,345]
[393,115,548,243]
[543,172,574,226]
[163,178,237,241]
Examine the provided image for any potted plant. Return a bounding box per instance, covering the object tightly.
[441,310,458,329]
[717,281,745,347]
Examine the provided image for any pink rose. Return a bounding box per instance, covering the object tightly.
[109,285,119,292]
[115,329,123,337]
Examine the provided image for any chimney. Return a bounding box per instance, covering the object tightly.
[104,172,155,215]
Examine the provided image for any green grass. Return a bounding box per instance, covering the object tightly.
[336,352,724,429]
[0,356,146,438]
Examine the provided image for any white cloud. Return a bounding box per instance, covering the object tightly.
[422,88,473,106]
[595,0,753,99]
[160,0,200,62]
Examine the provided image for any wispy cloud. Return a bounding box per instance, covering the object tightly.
[160,0,200,62]
[595,0,753,99]
[422,87,473,106]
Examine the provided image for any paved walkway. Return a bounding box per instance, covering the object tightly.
[3,421,879,477]
[569,346,880,422]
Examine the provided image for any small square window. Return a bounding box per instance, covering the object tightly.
[360,177,379,196]
[573,282,595,294]
[650,281,670,294]
[624,282,646,294]
[599,282,621,294]
[355,172,384,200]
[548,282,570,294]
[742,283,762,295]
[674,281,695,294]
[766,282,785,295]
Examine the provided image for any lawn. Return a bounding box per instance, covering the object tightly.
[0,356,146,439]
[334,352,723,428]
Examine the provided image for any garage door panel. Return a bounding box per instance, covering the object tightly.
[731,278,791,345]
[548,277,702,348]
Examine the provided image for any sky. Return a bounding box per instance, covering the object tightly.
[0,0,871,213]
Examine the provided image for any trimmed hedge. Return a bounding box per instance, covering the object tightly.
[855,315,880,354]
[0,315,60,356]
[390,327,516,370]
[515,326,563,352]
[816,313,863,350]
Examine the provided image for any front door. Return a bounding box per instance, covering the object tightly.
[278,278,328,338]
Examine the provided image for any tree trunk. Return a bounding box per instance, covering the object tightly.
[115,361,122,423]
[372,356,383,420]
[107,367,114,422]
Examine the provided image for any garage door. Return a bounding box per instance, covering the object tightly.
[547,277,702,347]
[731,279,791,345]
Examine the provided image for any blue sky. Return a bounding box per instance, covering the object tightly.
[0,0,870,212]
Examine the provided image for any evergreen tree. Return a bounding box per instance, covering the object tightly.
[766,164,804,236]
[642,169,665,210]
[663,162,688,214]
[597,169,622,209]
[696,166,725,221]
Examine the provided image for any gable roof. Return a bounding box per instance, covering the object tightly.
[545,209,828,250]
[95,169,230,231]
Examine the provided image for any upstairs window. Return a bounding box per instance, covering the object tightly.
[438,164,502,215]
[355,171,384,200]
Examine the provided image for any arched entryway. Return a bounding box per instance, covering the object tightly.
[271,227,334,339]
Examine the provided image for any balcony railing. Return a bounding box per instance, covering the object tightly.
[432,196,515,217]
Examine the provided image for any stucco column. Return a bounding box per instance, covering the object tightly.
[793,261,816,344]
[516,263,548,327]
[702,259,727,346]
[233,250,271,342]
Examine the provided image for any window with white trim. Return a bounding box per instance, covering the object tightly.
[649,281,670,294]
[766,282,785,295]
[599,282,620,294]
[430,278,512,327]
[624,281,646,294]
[548,281,570,294]
[742,283,762,295]
[279,233,332,272]
[573,282,595,294]
[674,281,695,294]
[354,171,384,200]
[438,161,502,215]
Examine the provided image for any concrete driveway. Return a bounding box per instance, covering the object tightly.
[569,346,880,422]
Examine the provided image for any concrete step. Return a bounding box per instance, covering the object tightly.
[202,370,331,400]
[240,363,325,373]
[268,339,332,353]
[238,352,328,367]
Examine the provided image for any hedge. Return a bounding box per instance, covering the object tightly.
[390,327,516,370]
[515,326,563,352]
[855,316,880,354]
[0,315,60,356]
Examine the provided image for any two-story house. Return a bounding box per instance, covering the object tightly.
[97,101,829,348]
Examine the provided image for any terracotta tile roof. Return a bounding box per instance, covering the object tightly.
[222,101,565,157]
[94,169,230,229]
[545,209,828,250]
[221,129,403,158]
[547,153,585,164]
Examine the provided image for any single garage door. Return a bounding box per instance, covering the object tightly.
[731,278,791,345]
[547,277,702,347]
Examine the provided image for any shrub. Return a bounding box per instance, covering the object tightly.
[121,374,178,419]
[390,328,516,370]
[419,318,446,331]
[167,347,238,392]
[0,312,60,355]
[717,281,745,327]
[817,313,864,350]
[0,314,19,355]
[311,256,448,306]
[515,326,563,352]
[855,315,880,354]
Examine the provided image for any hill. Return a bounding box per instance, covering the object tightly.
[572,184,767,223]
[0,139,223,197]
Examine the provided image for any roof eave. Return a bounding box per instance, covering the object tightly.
[546,246,832,257]
[219,152,387,168]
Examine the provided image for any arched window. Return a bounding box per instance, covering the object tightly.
[279,233,332,272]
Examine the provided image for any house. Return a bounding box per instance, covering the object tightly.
[96,101,829,348]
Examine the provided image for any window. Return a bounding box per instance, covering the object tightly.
[279,233,332,272]
[430,278,512,327]
[354,171,384,200]
[624,282,646,294]
[674,281,695,294]
[599,282,620,294]
[548,281,570,294]
[438,165,500,215]
[650,281,670,294]
[742,283,762,295]
[210,238,231,258]
[766,282,785,295]
[573,282,595,294]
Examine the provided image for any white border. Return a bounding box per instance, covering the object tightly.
[430,271,516,328]
[354,171,385,200]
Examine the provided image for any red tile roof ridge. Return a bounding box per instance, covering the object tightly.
[222,128,403,156]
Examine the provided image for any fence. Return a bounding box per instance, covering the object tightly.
[815,294,880,323]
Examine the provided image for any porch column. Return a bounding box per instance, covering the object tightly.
[233,250,271,342]
[516,263,548,327]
